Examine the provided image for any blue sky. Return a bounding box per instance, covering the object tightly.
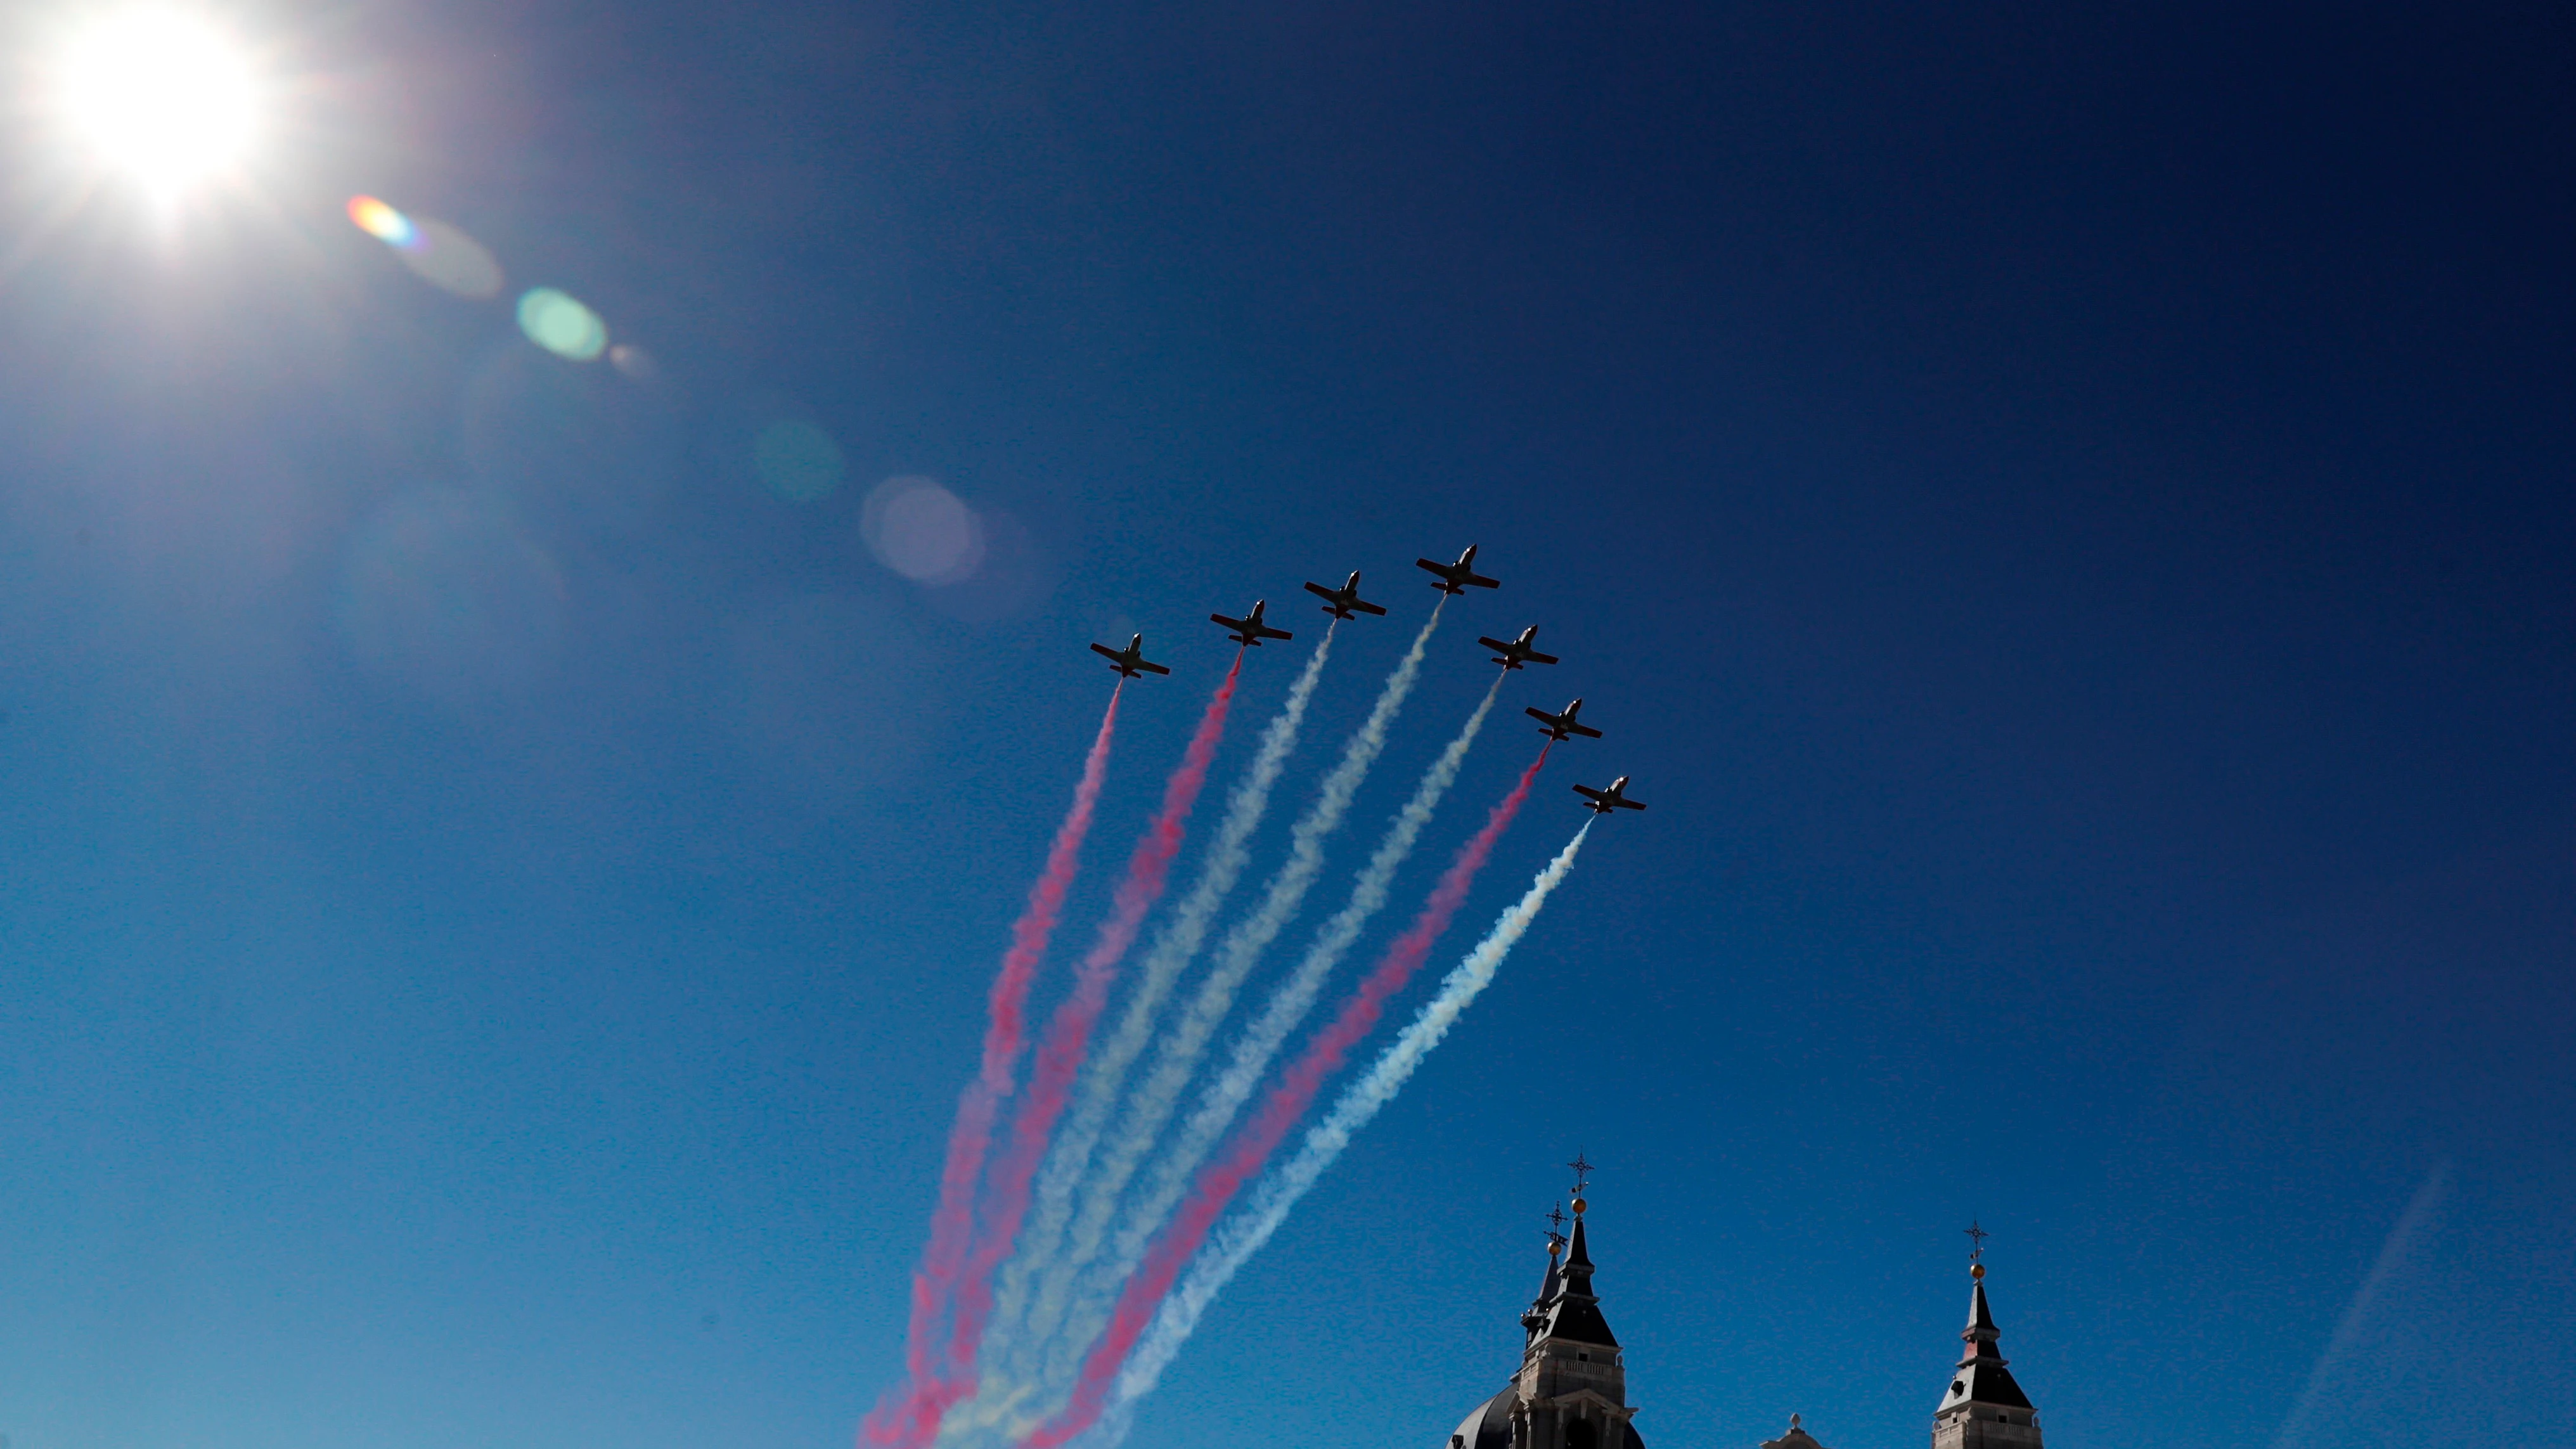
[2,3,2571,1447]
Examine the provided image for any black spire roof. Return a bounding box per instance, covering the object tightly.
[1533,1214,1619,1348]
[1522,1237,1563,1343]
[1935,1276,2032,1412]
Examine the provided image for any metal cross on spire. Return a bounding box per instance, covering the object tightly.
[1964,1220,1990,1263]
[1545,1202,1568,1235]
[1566,1152,1595,1197]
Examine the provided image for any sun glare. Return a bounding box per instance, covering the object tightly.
[54,8,261,194]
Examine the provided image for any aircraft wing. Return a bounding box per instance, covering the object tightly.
[1527,706,1600,737]
[1417,552,1499,588]
[1353,599,1387,615]
[1571,783,1607,801]
[1523,649,1560,666]
[1303,582,1339,602]
[1136,658,1169,674]
[1477,635,1514,653]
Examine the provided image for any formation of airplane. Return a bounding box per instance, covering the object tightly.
[1527,698,1602,741]
[1084,547,1645,822]
[1090,634,1169,678]
[1416,544,1500,596]
[1210,599,1295,647]
[1573,776,1646,813]
[1479,625,1559,671]
[1304,570,1388,620]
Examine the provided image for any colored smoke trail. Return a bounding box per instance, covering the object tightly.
[1024,747,1551,1449]
[1101,821,1595,1436]
[909,659,1244,1449]
[1037,669,1499,1390]
[1021,602,1451,1369]
[985,627,1339,1396]
[864,687,1123,1449]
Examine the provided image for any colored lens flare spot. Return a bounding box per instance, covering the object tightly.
[517,287,607,361]
[347,195,418,248]
[350,203,505,299]
[863,476,986,584]
[754,420,846,503]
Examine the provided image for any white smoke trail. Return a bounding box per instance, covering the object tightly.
[2271,1161,2452,1449]
[1012,600,1451,1383]
[1034,671,1507,1391]
[963,625,1335,1433]
[1095,822,1594,1441]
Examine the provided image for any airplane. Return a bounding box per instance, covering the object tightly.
[1478,625,1559,670]
[1211,599,1295,647]
[1416,544,1501,595]
[1090,634,1170,678]
[1526,697,1603,741]
[1303,570,1388,620]
[1571,776,1646,814]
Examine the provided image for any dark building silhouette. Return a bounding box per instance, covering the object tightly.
[1450,1202,1640,1449]
[1442,1196,2047,1449]
[1931,1265,2042,1449]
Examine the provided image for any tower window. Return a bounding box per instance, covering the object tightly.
[1577,1352,1590,1362]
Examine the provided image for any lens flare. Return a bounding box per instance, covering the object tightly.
[346,195,419,249]
[402,218,505,299]
[55,8,261,194]
[344,195,503,297]
[863,476,985,583]
[516,287,608,361]
[754,420,846,503]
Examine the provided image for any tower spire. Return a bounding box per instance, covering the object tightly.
[1530,1159,1615,1350]
[1455,1159,1642,1449]
[1524,1203,1568,1343]
[1931,1228,2041,1448]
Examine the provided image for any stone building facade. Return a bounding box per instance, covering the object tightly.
[1443,1200,2046,1449]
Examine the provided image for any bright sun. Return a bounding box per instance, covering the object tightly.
[54,8,262,195]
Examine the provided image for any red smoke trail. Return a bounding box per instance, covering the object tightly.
[865,686,1123,1449]
[1026,745,1552,1449]
[903,655,1244,1449]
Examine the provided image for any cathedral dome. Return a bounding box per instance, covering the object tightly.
[1446,1391,1645,1449]
[1450,1388,1515,1449]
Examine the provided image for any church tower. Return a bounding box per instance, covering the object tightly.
[1448,1161,1642,1449]
[1929,1233,2043,1449]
